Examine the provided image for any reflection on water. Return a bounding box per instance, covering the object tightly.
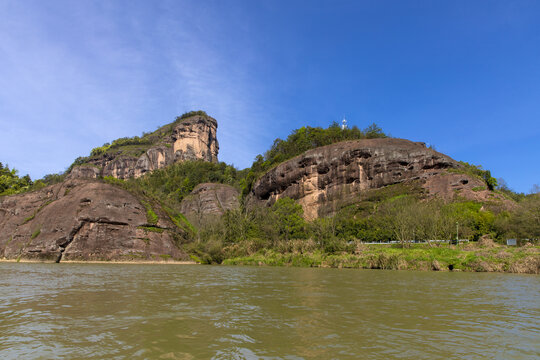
[0,263,539,359]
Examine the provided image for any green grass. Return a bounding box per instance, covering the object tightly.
[21,200,53,225]
[146,208,158,225]
[222,244,539,273]
[85,111,208,162]
[140,200,158,225]
[164,206,196,235]
[78,162,101,168]
[22,214,35,224]
[104,144,152,157]
[103,176,126,187]
[177,110,208,120]
[137,225,164,233]
[189,254,203,263]
[31,227,41,239]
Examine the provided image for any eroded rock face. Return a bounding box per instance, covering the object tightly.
[249,138,461,220]
[180,183,240,224]
[67,165,100,179]
[423,172,509,204]
[172,116,219,163]
[0,179,187,262]
[134,146,174,178]
[74,115,219,180]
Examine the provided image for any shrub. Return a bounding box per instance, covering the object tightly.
[455,162,498,191]
[138,226,164,233]
[177,110,208,121]
[140,201,158,225]
[0,164,33,196]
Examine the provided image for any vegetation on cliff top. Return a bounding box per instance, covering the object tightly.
[257,122,387,172]
[0,162,32,196]
[242,122,387,195]
[0,163,68,196]
[450,161,498,191]
[69,110,211,168]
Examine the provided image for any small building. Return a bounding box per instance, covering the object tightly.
[506,239,517,246]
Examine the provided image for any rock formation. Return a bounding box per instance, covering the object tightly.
[180,183,240,224]
[1,112,511,262]
[249,138,481,220]
[423,172,505,203]
[68,165,101,179]
[0,179,187,262]
[70,114,219,180]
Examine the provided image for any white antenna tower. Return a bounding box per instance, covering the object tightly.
[341,116,348,130]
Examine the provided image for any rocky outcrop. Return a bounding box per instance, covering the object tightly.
[171,116,219,163]
[423,172,508,203]
[68,165,100,179]
[0,179,187,262]
[249,138,462,220]
[180,183,240,224]
[134,146,174,178]
[73,114,219,180]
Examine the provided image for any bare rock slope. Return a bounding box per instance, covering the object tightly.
[0,179,187,262]
[70,114,219,180]
[249,138,495,219]
[180,183,240,224]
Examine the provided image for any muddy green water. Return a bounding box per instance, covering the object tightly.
[0,264,539,360]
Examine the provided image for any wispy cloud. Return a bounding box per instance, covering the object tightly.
[155,1,275,168]
[0,0,274,177]
[0,1,156,176]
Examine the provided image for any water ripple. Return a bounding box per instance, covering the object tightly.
[0,263,539,359]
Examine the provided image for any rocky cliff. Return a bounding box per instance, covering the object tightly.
[249,138,492,219]
[180,183,240,224]
[70,114,219,180]
[1,114,511,262]
[0,179,187,262]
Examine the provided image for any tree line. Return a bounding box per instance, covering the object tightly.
[188,183,540,263]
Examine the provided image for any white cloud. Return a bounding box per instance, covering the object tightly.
[0,0,274,178]
[155,2,274,168]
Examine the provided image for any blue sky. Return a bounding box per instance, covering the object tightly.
[1,0,539,193]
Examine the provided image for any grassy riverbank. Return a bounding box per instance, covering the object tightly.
[222,243,540,274]
[0,258,198,265]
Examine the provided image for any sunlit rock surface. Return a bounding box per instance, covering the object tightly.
[0,179,187,262]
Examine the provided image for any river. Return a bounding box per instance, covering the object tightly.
[0,263,539,359]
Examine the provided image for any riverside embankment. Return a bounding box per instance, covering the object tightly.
[223,243,540,274]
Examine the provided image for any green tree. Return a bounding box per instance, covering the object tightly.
[0,164,32,196]
[364,123,386,139]
[382,196,416,247]
[508,194,540,239]
[271,197,307,240]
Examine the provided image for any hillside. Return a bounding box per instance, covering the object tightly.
[0,112,538,271]
[69,111,219,179]
[0,178,188,262]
